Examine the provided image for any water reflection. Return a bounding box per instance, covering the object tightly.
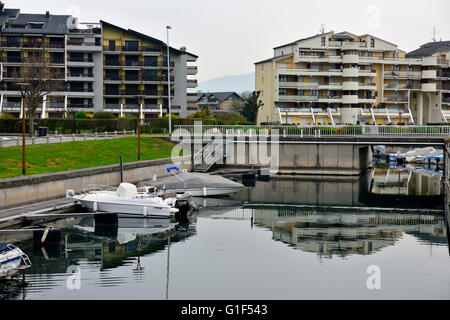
[252,208,446,258]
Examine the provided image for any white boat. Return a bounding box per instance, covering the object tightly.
[66,183,179,219]
[0,243,32,279]
[153,168,245,197]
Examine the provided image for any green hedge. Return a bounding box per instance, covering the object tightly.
[0,118,219,134]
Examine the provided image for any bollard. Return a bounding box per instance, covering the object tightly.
[95,132,98,140]
[60,135,63,143]
[114,130,117,138]
[31,137,35,145]
[123,129,126,136]
[84,133,87,141]
[72,133,76,142]
[105,131,108,138]
[55,130,58,135]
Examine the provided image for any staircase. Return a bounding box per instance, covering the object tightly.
[193,142,227,172]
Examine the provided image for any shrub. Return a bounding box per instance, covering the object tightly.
[93,112,115,120]
[74,111,88,119]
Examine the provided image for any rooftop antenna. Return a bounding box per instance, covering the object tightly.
[431,26,438,42]
[319,23,326,34]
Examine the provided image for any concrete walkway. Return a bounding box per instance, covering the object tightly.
[0,198,75,223]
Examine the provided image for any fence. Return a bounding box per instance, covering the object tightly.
[174,125,450,137]
[0,130,135,148]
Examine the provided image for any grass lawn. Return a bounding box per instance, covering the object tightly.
[0,137,182,179]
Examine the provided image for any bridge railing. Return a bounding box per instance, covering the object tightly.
[174,125,450,137]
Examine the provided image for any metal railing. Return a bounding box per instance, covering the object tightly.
[174,125,450,137]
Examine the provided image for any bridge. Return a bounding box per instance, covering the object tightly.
[173,125,450,175]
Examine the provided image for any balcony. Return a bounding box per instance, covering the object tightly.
[342,81,359,91]
[342,95,359,104]
[104,75,121,81]
[187,79,198,88]
[384,83,421,90]
[47,103,65,110]
[342,54,359,64]
[383,96,409,103]
[422,56,437,66]
[319,96,342,103]
[22,42,43,49]
[437,72,450,78]
[358,82,377,90]
[2,102,21,110]
[422,83,437,92]
[67,103,94,109]
[343,68,359,77]
[437,59,450,66]
[442,97,450,103]
[422,70,437,79]
[384,71,421,78]
[187,66,197,75]
[278,81,319,88]
[319,82,342,89]
[278,108,312,114]
[3,42,22,48]
[66,40,102,52]
[67,72,94,79]
[104,89,120,95]
[187,93,198,102]
[278,95,319,102]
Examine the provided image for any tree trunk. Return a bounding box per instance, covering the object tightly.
[28,110,35,137]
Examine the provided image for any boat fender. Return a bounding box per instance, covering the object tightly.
[203,186,207,197]
[143,207,148,217]
[41,227,52,243]
[66,189,74,198]
[93,201,97,212]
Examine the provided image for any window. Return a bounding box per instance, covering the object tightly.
[299,51,306,56]
[370,38,375,48]
[321,37,325,46]
[125,40,139,51]
[262,76,264,83]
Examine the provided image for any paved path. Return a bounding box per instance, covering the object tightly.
[0,133,170,148]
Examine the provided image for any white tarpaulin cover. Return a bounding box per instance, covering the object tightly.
[116,183,138,197]
[154,172,244,190]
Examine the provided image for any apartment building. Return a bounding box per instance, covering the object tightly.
[187,91,243,115]
[255,31,450,125]
[0,2,198,119]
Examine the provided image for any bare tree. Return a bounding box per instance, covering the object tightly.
[12,53,65,135]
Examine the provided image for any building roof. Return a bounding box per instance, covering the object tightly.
[406,41,450,58]
[100,20,198,58]
[197,92,242,103]
[254,53,293,65]
[273,32,333,50]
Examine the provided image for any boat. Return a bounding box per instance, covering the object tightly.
[152,167,245,197]
[66,182,181,219]
[0,243,32,279]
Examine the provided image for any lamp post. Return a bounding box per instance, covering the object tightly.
[137,95,142,160]
[166,25,172,135]
[17,82,30,175]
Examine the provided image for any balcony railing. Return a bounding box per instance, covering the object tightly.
[66,40,100,47]
[104,75,121,81]
[442,97,450,103]
[67,87,94,93]
[68,57,94,63]
[385,83,421,89]
[67,103,94,108]
[384,71,421,77]
[67,72,94,78]
[383,96,409,102]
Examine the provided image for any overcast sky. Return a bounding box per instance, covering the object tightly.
[6,0,450,82]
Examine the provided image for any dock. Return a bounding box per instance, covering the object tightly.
[0,198,76,227]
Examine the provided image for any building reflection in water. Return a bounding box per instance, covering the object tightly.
[253,208,446,258]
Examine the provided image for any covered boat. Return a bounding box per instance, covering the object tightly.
[154,169,244,197]
[0,243,32,279]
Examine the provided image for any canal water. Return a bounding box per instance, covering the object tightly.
[1,165,449,300]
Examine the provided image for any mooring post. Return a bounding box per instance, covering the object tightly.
[120,156,123,183]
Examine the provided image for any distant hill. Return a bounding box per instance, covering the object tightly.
[198,73,254,94]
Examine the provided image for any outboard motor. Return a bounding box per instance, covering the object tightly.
[175,199,190,222]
